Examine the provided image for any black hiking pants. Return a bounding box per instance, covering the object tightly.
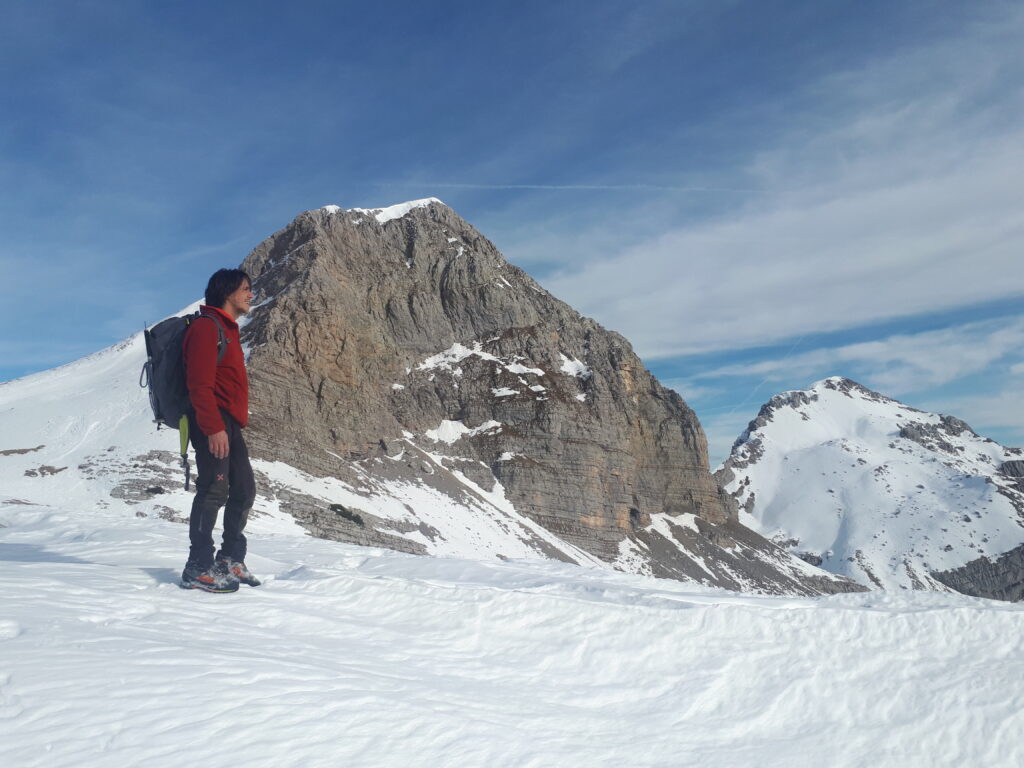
[187,410,256,569]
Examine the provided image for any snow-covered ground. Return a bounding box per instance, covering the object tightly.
[2,497,1023,768]
[2,314,1022,765]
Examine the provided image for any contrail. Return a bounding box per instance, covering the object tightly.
[373,182,761,193]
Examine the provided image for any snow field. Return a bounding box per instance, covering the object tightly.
[2,501,1022,768]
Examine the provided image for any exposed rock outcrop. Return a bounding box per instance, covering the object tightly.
[932,544,1024,601]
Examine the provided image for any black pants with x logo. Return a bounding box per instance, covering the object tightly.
[186,409,256,569]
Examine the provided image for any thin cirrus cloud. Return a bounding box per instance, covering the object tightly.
[681,315,1024,466]
[922,389,1024,433]
[539,7,1024,360]
[376,182,762,193]
[691,317,1024,395]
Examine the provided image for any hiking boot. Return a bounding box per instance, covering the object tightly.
[181,561,239,593]
[216,556,261,587]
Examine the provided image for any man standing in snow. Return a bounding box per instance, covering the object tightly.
[180,268,260,593]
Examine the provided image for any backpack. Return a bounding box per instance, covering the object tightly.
[139,312,228,489]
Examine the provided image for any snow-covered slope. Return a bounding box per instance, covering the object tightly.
[2,498,1023,768]
[0,311,600,569]
[718,377,1024,594]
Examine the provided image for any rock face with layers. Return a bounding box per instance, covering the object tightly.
[236,199,859,595]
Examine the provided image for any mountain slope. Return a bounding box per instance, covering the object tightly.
[0,314,598,569]
[717,377,1024,597]
[0,200,859,596]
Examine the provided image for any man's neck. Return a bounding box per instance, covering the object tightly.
[208,304,240,322]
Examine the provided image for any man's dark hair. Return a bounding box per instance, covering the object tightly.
[205,268,250,308]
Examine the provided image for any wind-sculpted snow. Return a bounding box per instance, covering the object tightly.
[1,499,1022,767]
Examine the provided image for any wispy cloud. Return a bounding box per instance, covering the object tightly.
[375,182,760,193]
[586,0,717,74]
[540,5,1024,359]
[658,379,722,404]
[694,317,1024,395]
[921,388,1024,446]
[696,409,755,470]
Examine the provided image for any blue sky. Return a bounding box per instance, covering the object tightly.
[2,0,1022,463]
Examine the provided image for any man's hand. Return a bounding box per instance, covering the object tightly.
[208,430,229,459]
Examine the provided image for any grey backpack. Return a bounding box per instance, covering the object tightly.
[139,312,227,488]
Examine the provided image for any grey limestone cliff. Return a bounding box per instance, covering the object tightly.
[235,200,859,595]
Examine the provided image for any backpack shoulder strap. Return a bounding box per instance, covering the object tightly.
[191,313,229,364]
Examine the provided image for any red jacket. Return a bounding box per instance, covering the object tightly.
[183,305,249,435]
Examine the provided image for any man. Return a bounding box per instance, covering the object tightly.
[180,268,260,593]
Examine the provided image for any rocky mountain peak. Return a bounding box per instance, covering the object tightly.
[0,199,863,596]
[229,200,859,594]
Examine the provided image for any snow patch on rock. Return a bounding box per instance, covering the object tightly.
[321,198,443,224]
[425,420,503,445]
[559,353,592,380]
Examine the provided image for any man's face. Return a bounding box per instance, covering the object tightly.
[225,280,254,317]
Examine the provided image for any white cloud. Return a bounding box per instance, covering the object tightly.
[922,389,1024,435]
[659,379,721,404]
[542,6,1024,358]
[693,317,1024,395]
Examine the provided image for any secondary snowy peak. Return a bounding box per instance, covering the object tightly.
[718,377,1024,599]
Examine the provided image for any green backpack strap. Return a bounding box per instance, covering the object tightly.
[179,414,191,490]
